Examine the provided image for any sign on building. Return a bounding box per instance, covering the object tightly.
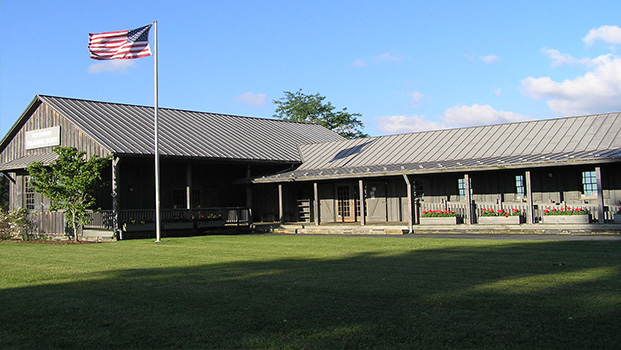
[25,126,61,150]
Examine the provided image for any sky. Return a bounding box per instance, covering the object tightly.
[2,0,621,139]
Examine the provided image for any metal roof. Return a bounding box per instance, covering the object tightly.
[254,113,621,182]
[35,95,344,163]
[0,153,58,172]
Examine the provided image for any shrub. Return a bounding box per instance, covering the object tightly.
[0,208,30,240]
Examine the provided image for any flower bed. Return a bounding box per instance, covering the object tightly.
[478,208,522,225]
[420,210,457,225]
[542,207,590,224]
[196,213,225,229]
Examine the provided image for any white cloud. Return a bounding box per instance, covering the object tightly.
[522,54,621,115]
[372,52,404,63]
[376,104,528,134]
[408,91,423,104]
[352,59,367,68]
[583,25,621,45]
[542,48,591,67]
[492,88,502,96]
[88,60,136,73]
[376,115,447,133]
[236,92,266,107]
[443,104,529,126]
[480,55,500,64]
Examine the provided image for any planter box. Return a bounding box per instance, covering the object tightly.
[542,215,590,224]
[615,216,621,224]
[419,217,457,225]
[164,222,194,230]
[196,221,226,229]
[123,223,155,232]
[478,216,522,225]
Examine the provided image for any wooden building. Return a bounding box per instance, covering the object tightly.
[1,95,620,238]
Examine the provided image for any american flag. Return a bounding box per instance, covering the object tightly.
[88,24,152,60]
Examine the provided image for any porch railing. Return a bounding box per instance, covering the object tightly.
[119,207,252,226]
[420,201,619,223]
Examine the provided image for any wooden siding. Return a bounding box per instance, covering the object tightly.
[0,102,110,165]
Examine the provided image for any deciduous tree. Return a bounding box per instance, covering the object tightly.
[273,89,368,139]
[27,147,110,241]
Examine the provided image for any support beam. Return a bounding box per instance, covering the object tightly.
[313,182,319,226]
[359,179,365,225]
[403,174,413,233]
[464,174,472,224]
[595,167,605,224]
[278,184,284,225]
[185,162,192,210]
[246,165,253,211]
[1,171,16,184]
[111,157,120,235]
[525,170,534,224]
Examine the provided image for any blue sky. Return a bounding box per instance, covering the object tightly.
[2,1,621,138]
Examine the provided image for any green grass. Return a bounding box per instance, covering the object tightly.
[1,235,620,349]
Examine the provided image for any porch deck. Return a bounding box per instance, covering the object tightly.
[264,221,621,236]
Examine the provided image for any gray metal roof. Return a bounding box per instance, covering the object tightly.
[254,113,621,182]
[36,95,344,163]
[0,153,58,172]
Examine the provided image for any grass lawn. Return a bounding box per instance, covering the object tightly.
[1,234,620,349]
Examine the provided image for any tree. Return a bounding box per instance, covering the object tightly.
[27,147,110,241]
[273,89,368,139]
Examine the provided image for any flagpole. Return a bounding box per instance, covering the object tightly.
[153,20,162,243]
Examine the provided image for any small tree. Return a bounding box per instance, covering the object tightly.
[273,89,368,139]
[27,147,110,241]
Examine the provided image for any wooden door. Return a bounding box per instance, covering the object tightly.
[336,184,357,222]
[366,182,387,222]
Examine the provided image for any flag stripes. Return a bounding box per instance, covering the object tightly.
[88,24,152,60]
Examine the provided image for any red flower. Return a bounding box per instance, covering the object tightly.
[544,209,549,213]
[497,210,503,213]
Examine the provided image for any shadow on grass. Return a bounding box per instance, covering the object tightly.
[1,240,620,349]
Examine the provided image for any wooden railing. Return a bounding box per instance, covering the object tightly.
[119,207,252,226]
[420,201,619,224]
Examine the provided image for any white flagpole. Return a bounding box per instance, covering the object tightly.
[153,20,162,242]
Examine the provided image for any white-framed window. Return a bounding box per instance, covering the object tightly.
[458,177,472,200]
[515,175,525,199]
[24,176,35,209]
[582,171,597,197]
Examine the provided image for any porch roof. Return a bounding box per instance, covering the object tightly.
[0,153,58,172]
[253,113,621,182]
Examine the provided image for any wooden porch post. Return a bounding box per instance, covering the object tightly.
[525,170,534,224]
[359,179,365,226]
[111,157,120,235]
[595,167,605,223]
[278,184,284,225]
[313,182,319,225]
[246,165,253,212]
[403,175,413,233]
[186,162,192,210]
[464,174,472,224]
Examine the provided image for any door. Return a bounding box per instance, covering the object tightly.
[366,182,387,222]
[336,184,358,222]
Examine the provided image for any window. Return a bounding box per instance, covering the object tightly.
[24,176,35,209]
[515,175,525,199]
[582,171,597,197]
[413,180,424,200]
[458,178,472,200]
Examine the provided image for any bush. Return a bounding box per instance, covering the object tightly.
[0,208,30,240]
